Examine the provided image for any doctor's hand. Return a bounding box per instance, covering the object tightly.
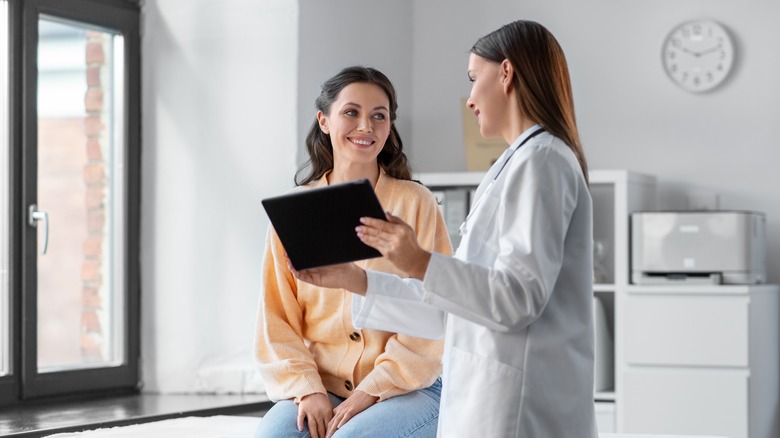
[298,393,333,438]
[357,212,431,280]
[287,257,368,295]
[326,390,378,438]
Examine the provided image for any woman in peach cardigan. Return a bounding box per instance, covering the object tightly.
[254,66,451,438]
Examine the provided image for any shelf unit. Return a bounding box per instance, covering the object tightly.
[590,170,657,433]
[415,169,658,433]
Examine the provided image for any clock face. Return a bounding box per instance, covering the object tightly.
[662,20,735,93]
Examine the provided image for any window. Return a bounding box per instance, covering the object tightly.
[1,0,140,405]
[36,16,127,373]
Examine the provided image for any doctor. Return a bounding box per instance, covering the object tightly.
[292,20,597,437]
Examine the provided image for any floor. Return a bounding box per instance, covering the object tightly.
[0,393,271,438]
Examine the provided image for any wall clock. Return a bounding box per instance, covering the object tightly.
[662,19,735,93]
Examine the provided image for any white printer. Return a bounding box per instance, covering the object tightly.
[631,211,766,285]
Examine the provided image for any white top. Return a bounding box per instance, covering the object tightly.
[353,126,596,437]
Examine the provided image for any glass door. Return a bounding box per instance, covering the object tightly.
[20,0,139,399]
[34,16,126,372]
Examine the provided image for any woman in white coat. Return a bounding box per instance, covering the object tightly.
[292,20,597,437]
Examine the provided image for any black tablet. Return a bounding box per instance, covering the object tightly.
[261,179,387,270]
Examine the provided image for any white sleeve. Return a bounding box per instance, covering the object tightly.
[351,270,447,340]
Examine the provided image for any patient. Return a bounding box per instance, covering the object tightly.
[254,66,451,438]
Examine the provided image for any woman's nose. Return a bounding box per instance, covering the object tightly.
[358,116,372,132]
[466,98,475,109]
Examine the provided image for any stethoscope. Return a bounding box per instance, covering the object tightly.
[459,127,545,236]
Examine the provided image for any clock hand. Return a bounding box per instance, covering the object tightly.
[697,45,722,56]
[679,46,700,57]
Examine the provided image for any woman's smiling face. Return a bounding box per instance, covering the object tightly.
[317,82,391,166]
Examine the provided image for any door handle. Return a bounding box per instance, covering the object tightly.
[28,204,49,255]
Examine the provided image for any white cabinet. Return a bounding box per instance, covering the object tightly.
[415,169,658,432]
[622,367,750,438]
[619,285,779,438]
[623,292,749,367]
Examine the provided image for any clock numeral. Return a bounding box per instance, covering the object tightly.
[717,64,723,71]
[693,24,702,35]
[669,51,677,60]
[682,72,689,82]
[693,76,701,86]
[671,64,678,73]
[707,72,714,82]
[720,51,726,59]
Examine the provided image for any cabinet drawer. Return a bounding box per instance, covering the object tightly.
[623,293,749,367]
[594,401,615,433]
[622,368,748,438]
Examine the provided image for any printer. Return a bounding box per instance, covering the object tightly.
[631,211,766,285]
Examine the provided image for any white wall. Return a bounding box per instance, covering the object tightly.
[407,1,780,283]
[296,0,413,170]
[408,0,523,171]
[140,0,411,395]
[141,0,298,393]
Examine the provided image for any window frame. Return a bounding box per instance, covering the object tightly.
[0,0,140,405]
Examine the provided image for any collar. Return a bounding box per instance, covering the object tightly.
[508,124,544,152]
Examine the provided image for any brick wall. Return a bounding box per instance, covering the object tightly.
[80,31,108,362]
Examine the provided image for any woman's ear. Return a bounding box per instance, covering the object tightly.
[500,59,515,94]
[316,111,329,134]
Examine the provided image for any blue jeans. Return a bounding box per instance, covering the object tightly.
[255,377,441,438]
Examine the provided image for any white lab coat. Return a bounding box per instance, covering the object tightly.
[352,126,597,437]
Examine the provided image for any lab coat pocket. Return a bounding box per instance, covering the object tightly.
[441,346,523,437]
[462,193,500,256]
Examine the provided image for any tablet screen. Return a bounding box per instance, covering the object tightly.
[262,179,386,270]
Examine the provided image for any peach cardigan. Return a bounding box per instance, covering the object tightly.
[256,171,452,403]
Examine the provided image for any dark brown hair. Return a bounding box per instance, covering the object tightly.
[471,20,589,184]
[295,66,412,186]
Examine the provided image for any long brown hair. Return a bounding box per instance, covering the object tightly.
[471,20,589,184]
[295,66,412,186]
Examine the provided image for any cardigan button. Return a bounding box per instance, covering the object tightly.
[349,332,361,341]
[345,380,353,391]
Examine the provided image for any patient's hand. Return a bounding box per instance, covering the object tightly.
[287,257,368,295]
[298,392,333,438]
[326,390,379,438]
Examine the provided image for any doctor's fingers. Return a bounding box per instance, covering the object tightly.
[360,211,409,230]
[356,228,396,254]
[356,222,410,243]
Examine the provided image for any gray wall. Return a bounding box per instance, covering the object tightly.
[296,0,413,172]
[406,0,780,283]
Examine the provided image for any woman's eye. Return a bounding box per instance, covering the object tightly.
[345,109,358,116]
[373,113,386,120]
